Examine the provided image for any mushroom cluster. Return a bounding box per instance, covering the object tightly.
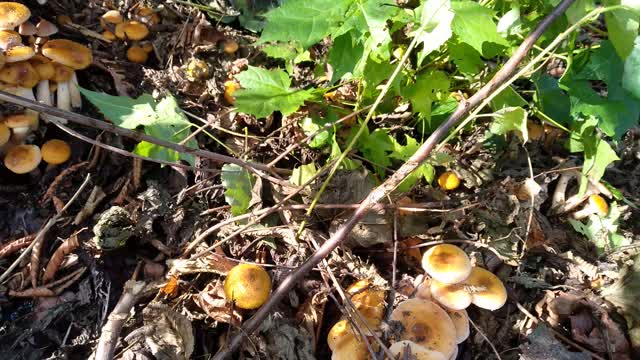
[99,6,159,64]
[327,279,386,360]
[0,2,88,173]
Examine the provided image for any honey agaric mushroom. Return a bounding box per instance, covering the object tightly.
[446,309,470,344]
[429,279,472,310]
[346,279,386,334]
[5,112,38,142]
[422,244,472,284]
[135,7,161,26]
[0,2,31,30]
[224,80,240,104]
[126,45,147,64]
[30,55,54,106]
[389,341,447,360]
[573,194,609,219]
[100,10,123,28]
[415,277,432,300]
[41,139,70,165]
[527,121,544,141]
[0,122,10,147]
[328,321,369,360]
[18,21,36,36]
[42,39,92,109]
[464,267,508,311]
[114,21,149,41]
[390,298,457,358]
[4,144,41,174]
[102,30,116,41]
[0,61,39,88]
[35,19,58,37]
[438,171,460,191]
[4,45,35,62]
[223,40,239,54]
[0,30,21,49]
[223,263,271,310]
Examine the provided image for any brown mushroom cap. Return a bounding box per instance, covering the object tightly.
[42,39,93,70]
[0,52,5,69]
[18,21,36,36]
[115,21,149,41]
[36,19,58,37]
[390,298,457,358]
[389,341,447,360]
[422,244,472,284]
[4,144,41,174]
[30,55,54,80]
[102,30,116,41]
[0,2,31,30]
[41,139,71,165]
[0,122,9,146]
[464,267,507,311]
[446,309,470,344]
[346,279,386,333]
[101,10,123,27]
[331,331,369,360]
[126,46,148,64]
[430,279,472,310]
[5,45,35,62]
[4,112,38,129]
[0,61,39,87]
[0,30,21,50]
[51,62,74,82]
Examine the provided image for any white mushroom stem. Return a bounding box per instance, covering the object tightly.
[11,126,30,143]
[15,87,40,130]
[57,80,71,112]
[36,80,51,106]
[551,171,576,212]
[70,72,82,108]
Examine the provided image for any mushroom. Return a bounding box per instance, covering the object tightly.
[422,244,472,284]
[135,7,161,26]
[527,121,544,141]
[223,39,239,54]
[449,345,458,360]
[30,54,55,106]
[114,21,149,41]
[42,39,92,109]
[18,21,36,36]
[223,263,271,310]
[346,279,385,334]
[102,30,116,41]
[0,30,21,50]
[4,45,35,62]
[224,80,239,104]
[389,341,447,360]
[36,19,58,37]
[41,139,70,165]
[4,112,38,143]
[415,277,432,300]
[390,298,457,358]
[126,45,147,64]
[463,267,507,311]
[0,121,10,152]
[327,320,369,360]
[0,2,31,30]
[573,194,609,219]
[4,144,41,174]
[100,10,123,29]
[438,171,460,191]
[429,279,473,310]
[446,309,470,344]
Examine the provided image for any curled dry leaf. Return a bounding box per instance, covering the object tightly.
[193,281,242,326]
[9,287,56,297]
[0,234,36,258]
[42,234,80,284]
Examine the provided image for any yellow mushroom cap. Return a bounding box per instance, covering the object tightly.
[223,40,239,54]
[224,80,239,105]
[114,21,149,41]
[41,139,71,165]
[464,267,507,311]
[430,279,472,310]
[101,10,123,26]
[331,330,369,360]
[527,121,544,141]
[0,61,39,87]
[0,2,31,30]
[30,55,55,80]
[422,244,472,284]
[4,144,41,174]
[327,319,351,351]
[5,45,35,62]
[140,42,154,53]
[51,62,74,82]
[0,29,21,49]
[223,263,271,310]
[42,39,93,70]
[126,46,148,64]
[4,112,38,129]
[102,30,116,41]
[438,171,460,191]
[446,309,470,344]
[390,298,457,358]
[589,194,609,216]
[0,122,10,146]
[389,341,447,360]
[345,279,386,333]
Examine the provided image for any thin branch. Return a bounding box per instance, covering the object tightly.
[212,1,576,358]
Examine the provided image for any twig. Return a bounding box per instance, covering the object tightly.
[469,317,502,360]
[0,174,91,285]
[0,90,290,176]
[211,2,576,358]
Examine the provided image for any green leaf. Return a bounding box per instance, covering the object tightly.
[299,112,338,148]
[448,41,483,76]
[411,0,454,65]
[490,85,528,111]
[356,127,394,175]
[328,33,364,82]
[262,42,311,74]
[221,164,255,216]
[533,72,571,125]
[451,1,508,57]
[623,36,640,98]
[259,0,353,48]
[234,66,317,118]
[497,6,521,36]
[328,134,361,170]
[79,88,197,165]
[402,70,450,122]
[568,202,629,254]
[488,107,529,142]
[396,163,435,192]
[565,0,595,24]
[604,0,640,59]
[581,135,620,193]
[390,134,420,161]
[290,163,318,186]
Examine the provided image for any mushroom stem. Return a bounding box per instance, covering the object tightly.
[50,81,71,125]
[15,87,40,130]
[69,72,81,108]
[551,171,576,212]
[11,127,30,143]
[36,80,51,106]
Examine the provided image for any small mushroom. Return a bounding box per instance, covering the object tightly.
[35,19,58,37]
[389,341,447,360]
[0,122,10,150]
[4,45,35,62]
[224,80,239,104]
[429,279,472,310]
[446,309,470,344]
[464,267,507,311]
[421,244,472,284]
[0,29,21,50]
[100,10,123,29]
[327,320,369,360]
[390,298,457,358]
[0,2,31,30]
[223,263,271,310]
[30,54,54,106]
[18,21,36,36]
[135,7,161,26]
[115,21,149,41]
[41,139,70,165]
[438,171,460,191]
[346,279,385,334]
[126,45,147,64]
[42,39,92,109]
[415,277,432,300]
[4,112,38,142]
[223,39,239,54]
[4,144,41,174]
[573,194,609,219]
[102,30,116,41]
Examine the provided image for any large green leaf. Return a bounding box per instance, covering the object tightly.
[221,164,255,216]
[623,36,640,98]
[79,88,197,165]
[259,0,353,48]
[604,0,640,59]
[328,33,364,82]
[412,0,454,65]
[488,107,529,142]
[402,70,450,123]
[234,66,317,118]
[451,0,508,57]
